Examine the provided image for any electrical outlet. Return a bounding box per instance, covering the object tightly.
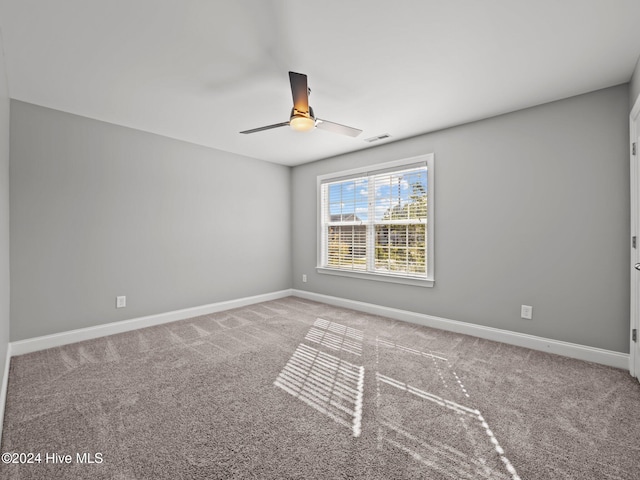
[302,274,307,283]
[521,305,533,320]
[116,296,126,308]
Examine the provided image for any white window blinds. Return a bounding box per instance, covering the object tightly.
[320,161,429,279]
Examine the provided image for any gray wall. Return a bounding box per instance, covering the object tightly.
[10,101,291,341]
[292,85,630,353]
[0,31,10,381]
[7,85,632,352]
[631,55,640,110]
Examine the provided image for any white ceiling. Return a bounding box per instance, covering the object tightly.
[0,0,639,166]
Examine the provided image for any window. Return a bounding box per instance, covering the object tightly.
[318,154,434,287]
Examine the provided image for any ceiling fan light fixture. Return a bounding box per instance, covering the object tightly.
[290,114,315,132]
[239,72,361,137]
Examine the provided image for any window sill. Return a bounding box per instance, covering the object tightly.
[316,267,434,288]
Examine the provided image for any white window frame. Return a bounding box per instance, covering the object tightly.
[316,154,435,287]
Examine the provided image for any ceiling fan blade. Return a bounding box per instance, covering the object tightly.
[240,122,290,134]
[289,71,309,113]
[316,119,362,137]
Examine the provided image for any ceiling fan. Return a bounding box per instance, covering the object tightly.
[240,71,362,137]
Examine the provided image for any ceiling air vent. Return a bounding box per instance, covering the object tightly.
[364,133,391,143]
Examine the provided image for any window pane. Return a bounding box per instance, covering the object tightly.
[354,178,369,222]
[327,178,369,222]
[327,225,367,271]
[374,168,427,222]
[374,224,425,276]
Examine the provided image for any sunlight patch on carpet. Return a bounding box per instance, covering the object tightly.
[274,343,365,437]
[274,318,521,477]
[374,337,521,480]
[304,318,364,356]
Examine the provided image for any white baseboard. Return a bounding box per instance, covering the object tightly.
[10,289,293,356]
[6,287,630,369]
[292,289,629,370]
[0,343,11,443]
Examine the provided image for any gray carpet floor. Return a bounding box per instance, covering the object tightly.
[1,296,640,479]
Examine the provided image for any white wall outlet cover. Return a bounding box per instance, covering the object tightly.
[116,296,126,308]
[521,305,533,319]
